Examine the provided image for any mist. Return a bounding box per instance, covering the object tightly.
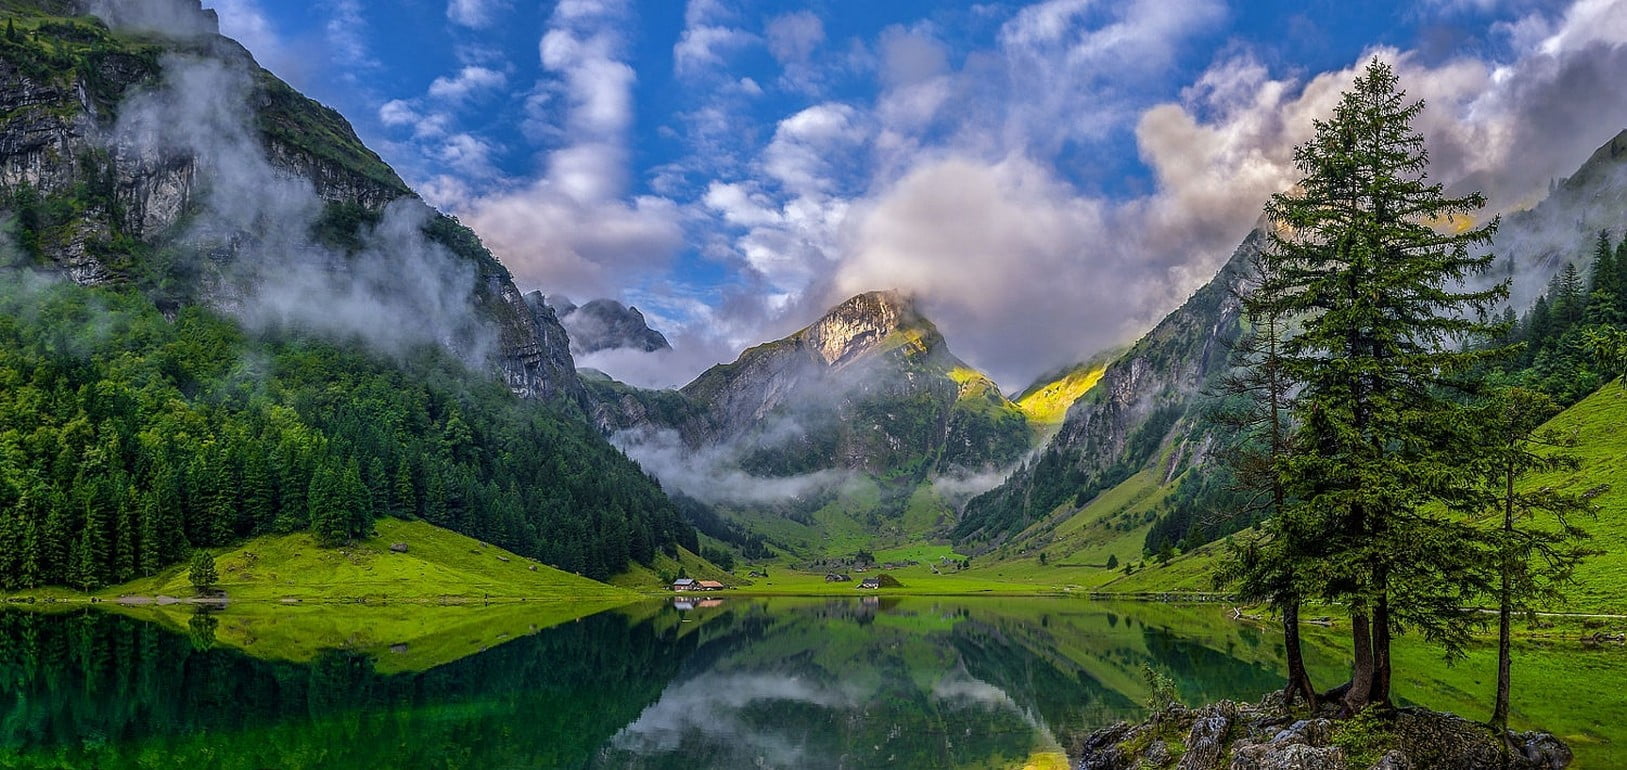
[104,46,497,365]
[611,427,854,507]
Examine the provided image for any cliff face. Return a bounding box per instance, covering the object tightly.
[548,296,672,355]
[0,1,584,405]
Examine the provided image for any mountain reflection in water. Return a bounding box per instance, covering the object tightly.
[1,597,1613,769]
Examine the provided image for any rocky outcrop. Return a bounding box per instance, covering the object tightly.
[1074,696,1571,770]
[548,296,672,355]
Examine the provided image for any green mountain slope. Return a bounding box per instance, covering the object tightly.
[958,125,1627,566]
[1102,380,1627,613]
[0,2,696,589]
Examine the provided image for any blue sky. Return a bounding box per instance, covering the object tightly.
[204,0,1627,388]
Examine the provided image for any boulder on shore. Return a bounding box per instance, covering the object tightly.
[1072,693,1570,770]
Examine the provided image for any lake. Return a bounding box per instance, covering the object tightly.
[0,597,1621,768]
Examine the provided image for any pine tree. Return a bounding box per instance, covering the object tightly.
[1589,231,1616,294]
[307,460,348,548]
[1215,246,1318,709]
[1262,59,1506,714]
[1616,239,1627,318]
[240,450,274,534]
[137,491,162,575]
[187,550,219,596]
[1476,388,1597,731]
[393,458,417,518]
[340,458,372,539]
[1552,263,1585,331]
[114,486,137,583]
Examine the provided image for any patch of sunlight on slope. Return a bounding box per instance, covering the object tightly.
[1018,749,1071,770]
[1016,364,1107,428]
[102,518,634,604]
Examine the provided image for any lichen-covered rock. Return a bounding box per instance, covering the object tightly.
[1071,695,1570,770]
[1178,703,1236,770]
[1368,750,1409,770]
[1229,742,1347,770]
[1389,709,1570,770]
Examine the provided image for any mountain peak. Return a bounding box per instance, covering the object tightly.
[804,290,933,366]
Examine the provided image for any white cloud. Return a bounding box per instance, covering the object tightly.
[766,10,826,94]
[378,98,419,127]
[642,0,1627,392]
[454,0,685,300]
[324,0,375,74]
[427,65,508,101]
[447,0,509,28]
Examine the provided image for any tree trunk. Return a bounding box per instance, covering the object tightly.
[1492,464,1515,731]
[1370,593,1392,708]
[1342,611,1374,716]
[1283,599,1318,709]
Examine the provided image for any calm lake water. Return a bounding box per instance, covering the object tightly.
[0,597,1621,769]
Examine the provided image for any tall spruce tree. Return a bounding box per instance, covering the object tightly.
[1475,387,1596,731]
[1260,59,1507,714]
[1214,247,1318,708]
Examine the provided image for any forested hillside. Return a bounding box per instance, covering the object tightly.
[0,1,694,589]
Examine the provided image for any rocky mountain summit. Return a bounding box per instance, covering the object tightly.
[1076,695,1571,770]
[670,289,1032,476]
[546,295,672,354]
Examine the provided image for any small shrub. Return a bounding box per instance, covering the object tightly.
[1143,664,1182,713]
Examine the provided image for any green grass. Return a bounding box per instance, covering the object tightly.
[714,565,1069,596]
[608,545,739,591]
[109,598,626,674]
[1515,381,1627,614]
[959,468,1174,591]
[58,518,638,604]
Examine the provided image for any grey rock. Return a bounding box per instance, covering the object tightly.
[1179,710,1233,770]
[1074,721,1136,770]
[1143,740,1172,767]
[1520,732,1573,770]
[1367,750,1409,770]
[388,542,408,553]
[553,297,672,355]
[1271,719,1333,747]
[1229,743,1347,770]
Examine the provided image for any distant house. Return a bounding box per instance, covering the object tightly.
[825,573,851,583]
[857,574,902,590]
[696,580,726,591]
[672,578,697,592]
